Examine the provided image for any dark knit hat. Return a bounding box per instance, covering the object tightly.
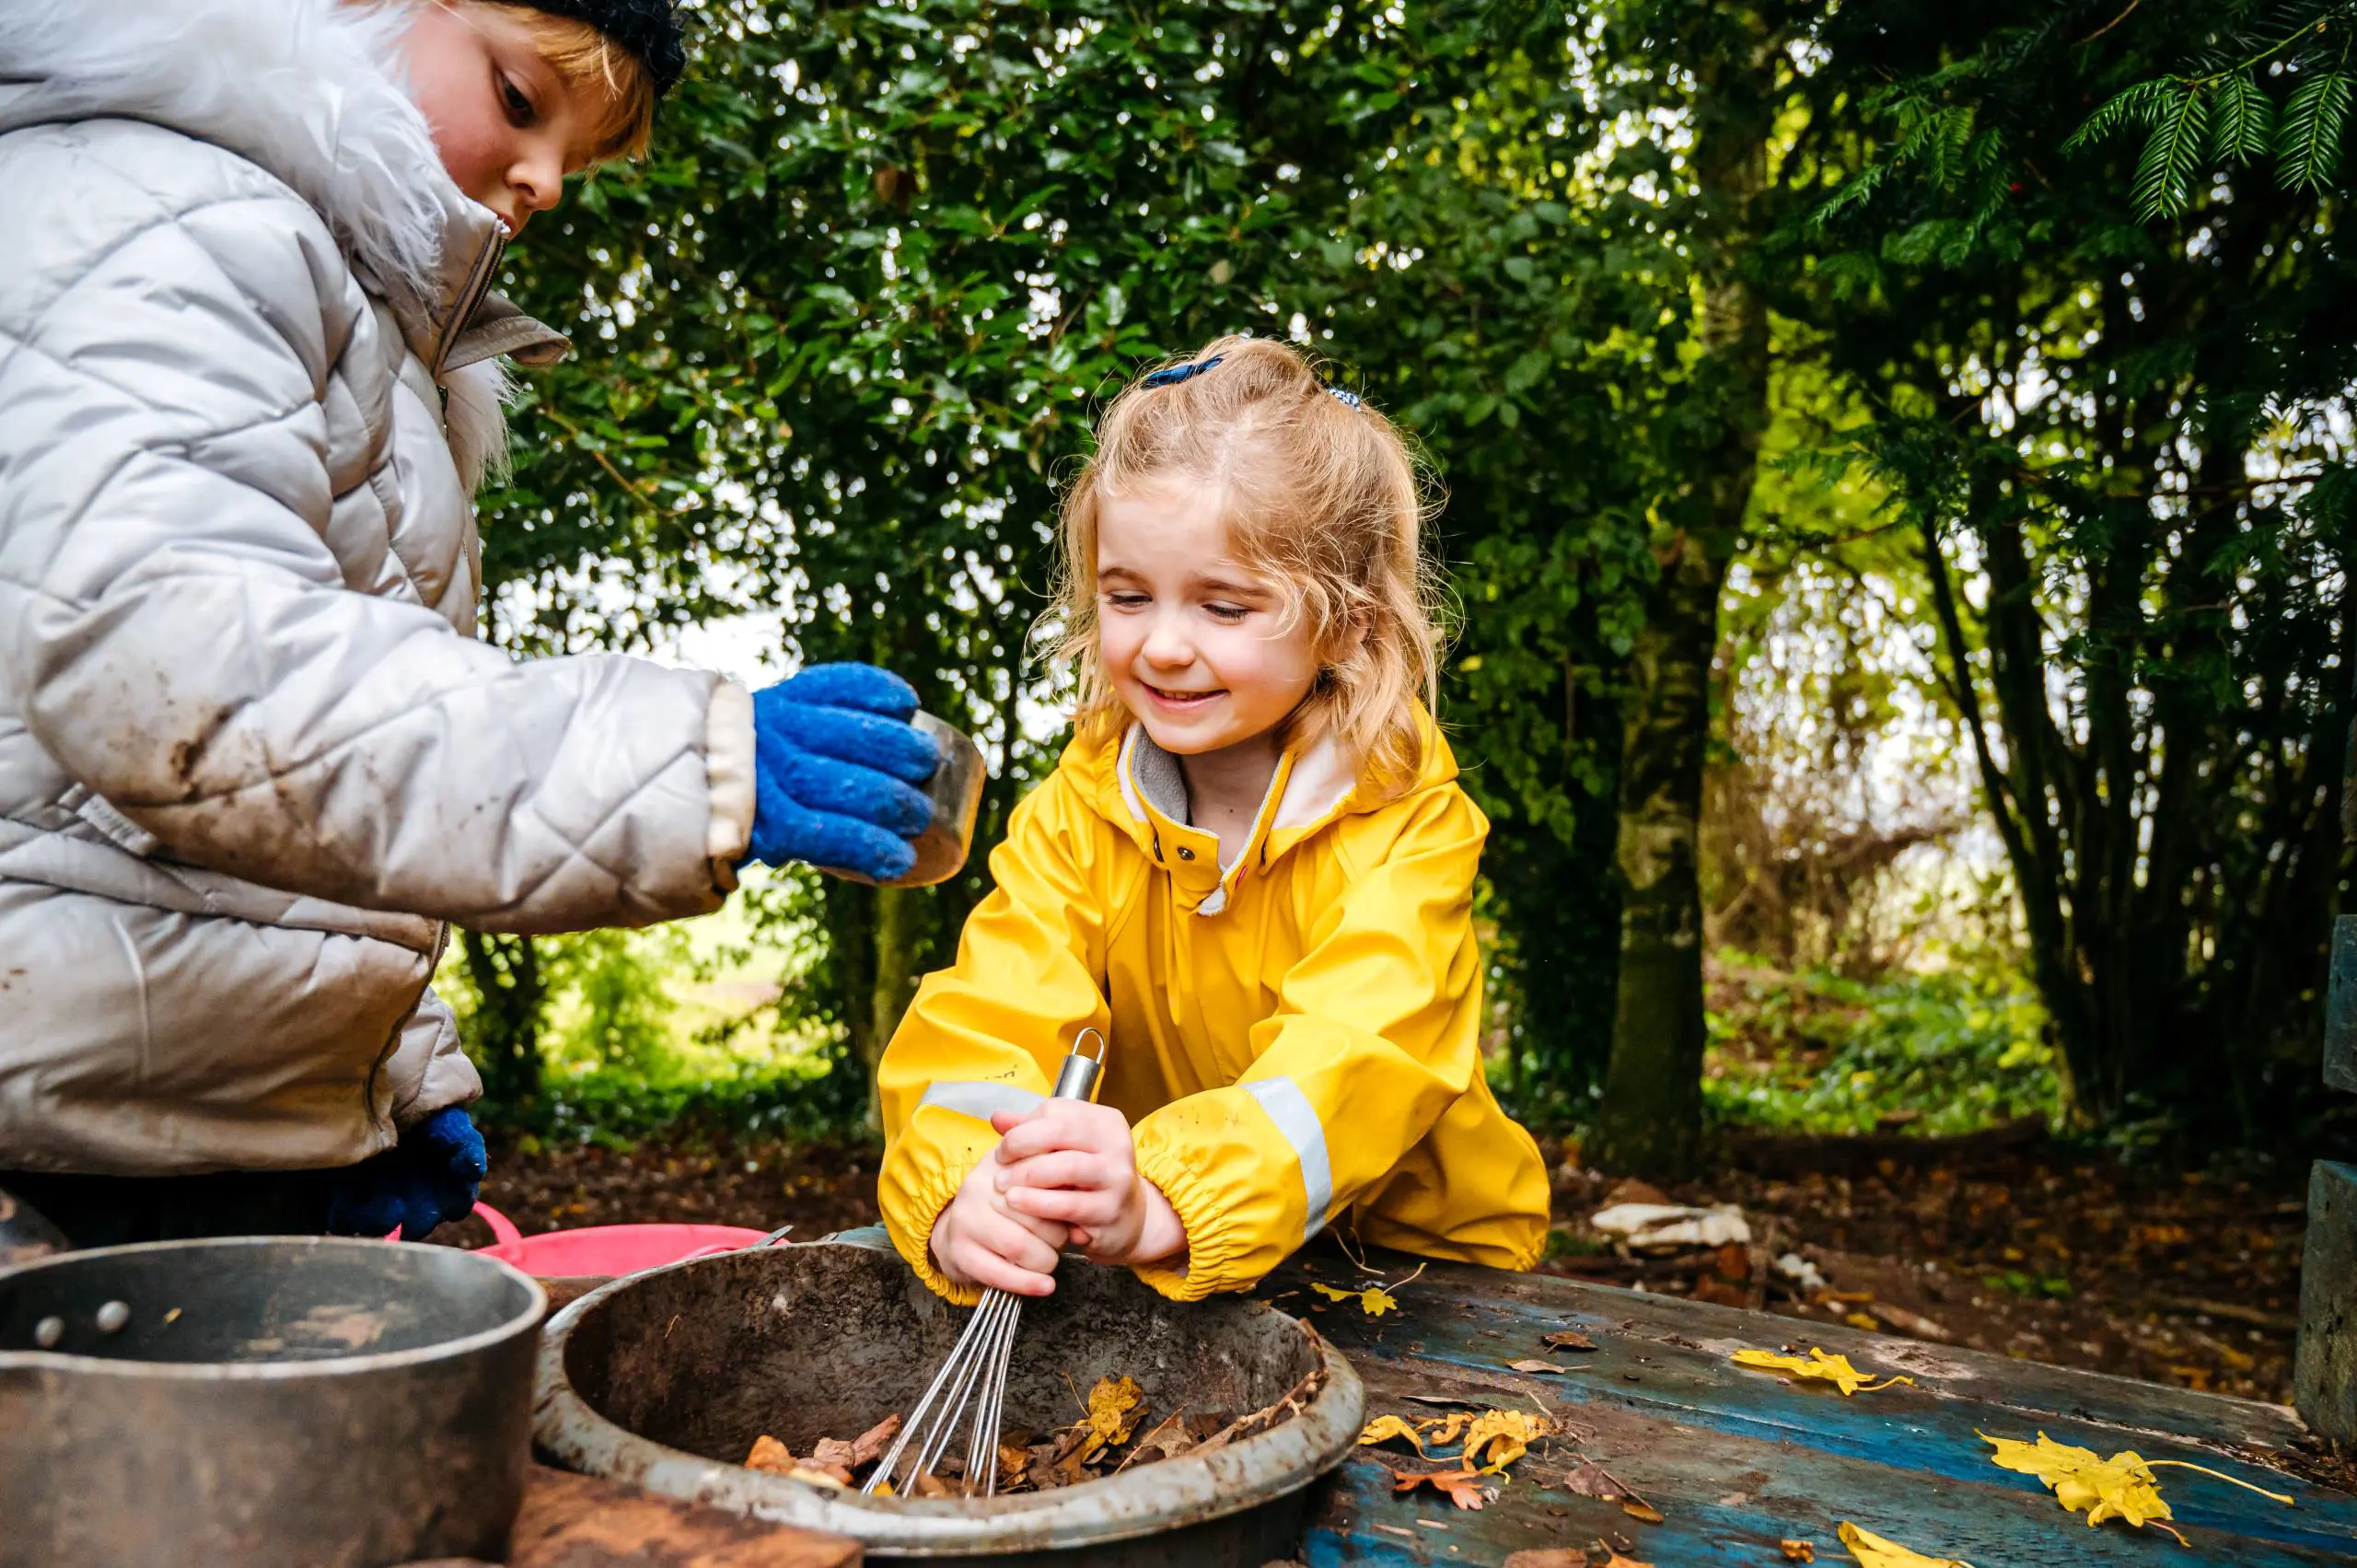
[494,0,687,97]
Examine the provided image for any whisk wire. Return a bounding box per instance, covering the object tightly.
[863,1031,1104,1500]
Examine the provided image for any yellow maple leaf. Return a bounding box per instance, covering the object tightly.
[1311,1282,1400,1316]
[1078,1375,1144,1458]
[1835,1521,1972,1567]
[1420,1411,1472,1447]
[1979,1430,2289,1543]
[1459,1409,1550,1473]
[1358,1414,1428,1454]
[1731,1346,1914,1395]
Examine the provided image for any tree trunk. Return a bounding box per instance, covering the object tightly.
[459,929,544,1110]
[863,883,927,1131]
[1586,12,1774,1176]
[1589,540,1731,1175]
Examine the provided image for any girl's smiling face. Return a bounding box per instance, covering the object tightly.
[396,3,607,236]
[1094,481,1319,758]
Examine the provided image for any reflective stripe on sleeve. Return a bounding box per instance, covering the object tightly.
[918,1081,1045,1123]
[1242,1076,1334,1241]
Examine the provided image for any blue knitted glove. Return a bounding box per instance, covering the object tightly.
[325,1107,488,1241]
[747,663,940,881]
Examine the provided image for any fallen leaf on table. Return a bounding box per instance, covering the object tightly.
[1979,1429,2290,1540]
[1461,1409,1552,1472]
[1500,1544,1654,1568]
[1310,1282,1400,1317]
[1620,1499,1664,1524]
[1358,1414,1429,1454]
[1384,1464,1494,1509]
[1420,1410,1472,1447]
[1543,1330,1598,1352]
[1835,1520,1972,1567]
[1510,1358,1567,1375]
[1781,1540,1817,1562]
[1560,1459,1621,1498]
[744,1434,795,1473]
[1730,1346,1913,1395]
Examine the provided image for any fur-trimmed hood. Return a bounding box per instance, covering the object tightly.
[0,0,565,478]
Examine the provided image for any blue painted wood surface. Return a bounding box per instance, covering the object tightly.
[1271,1249,2355,1565]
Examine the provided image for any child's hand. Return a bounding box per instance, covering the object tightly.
[929,1158,1069,1296]
[992,1102,1187,1269]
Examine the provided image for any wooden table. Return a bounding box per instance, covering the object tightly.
[1271,1249,2357,1565]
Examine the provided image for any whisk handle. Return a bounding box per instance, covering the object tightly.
[1050,1027,1107,1102]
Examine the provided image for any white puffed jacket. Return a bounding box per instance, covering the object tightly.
[0,0,756,1175]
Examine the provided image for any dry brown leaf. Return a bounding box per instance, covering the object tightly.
[1509,1358,1567,1375]
[1561,1460,1620,1499]
[1781,1541,1817,1562]
[744,1434,795,1474]
[1502,1551,1585,1568]
[1543,1330,1599,1352]
[1620,1499,1665,1524]
[849,1414,901,1468]
[808,1435,857,1469]
[1384,1465,1493,1510]
[908,1472,953,1499]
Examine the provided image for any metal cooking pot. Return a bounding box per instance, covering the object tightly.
[841,711,989,889]
[0,1237,544,1568]
[535,1242,1364,1564]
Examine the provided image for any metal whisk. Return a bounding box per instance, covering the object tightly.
[864,1028,1107,1499]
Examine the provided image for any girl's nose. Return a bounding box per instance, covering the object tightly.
[511,145,564,219]
[1139,610,1194,669]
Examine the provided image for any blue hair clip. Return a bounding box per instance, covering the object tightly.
[1328,387,1364,410]
[1143,355,1224,389]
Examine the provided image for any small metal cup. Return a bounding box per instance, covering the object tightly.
[839,711,986,888]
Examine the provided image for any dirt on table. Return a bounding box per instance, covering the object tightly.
[444,1125,2316,1420]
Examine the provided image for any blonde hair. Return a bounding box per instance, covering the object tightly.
[1051,335,1445,794]
[457,3,657,162]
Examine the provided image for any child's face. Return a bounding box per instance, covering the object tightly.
[1095,482,1319,759]
[397,2,608,236]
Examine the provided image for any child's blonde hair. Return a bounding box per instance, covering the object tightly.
[1052,335,1445,793]
[454,2,657,162]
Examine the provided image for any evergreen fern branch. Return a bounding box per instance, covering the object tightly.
[2063,76,2179,151]
[2132,82,2210,216]
[2211,72,2276,160]
[2277,69,2351,189]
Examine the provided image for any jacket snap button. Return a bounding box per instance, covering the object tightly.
[1176,846,1196,862]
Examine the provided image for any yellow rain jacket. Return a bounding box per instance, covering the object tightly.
[877,716,1550,1304]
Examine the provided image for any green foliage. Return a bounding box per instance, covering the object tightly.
[1792,0,2357,1139]
[2069,1,2356,217]
[1702,952,2061,1138]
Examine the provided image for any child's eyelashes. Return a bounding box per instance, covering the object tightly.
[1203,603,1251,623]
[1103,591,1151,612]
[498,71,537,128]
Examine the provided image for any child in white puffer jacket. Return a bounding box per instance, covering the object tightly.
[0,0,936,1246]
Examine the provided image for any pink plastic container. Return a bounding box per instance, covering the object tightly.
[469,1202,779,1277]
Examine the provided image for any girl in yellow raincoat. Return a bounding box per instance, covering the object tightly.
[877,335,1550,1304]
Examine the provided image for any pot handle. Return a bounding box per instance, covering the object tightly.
[473,1202,524,1247]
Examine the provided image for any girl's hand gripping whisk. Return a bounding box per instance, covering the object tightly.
[865,1030,1107,1498]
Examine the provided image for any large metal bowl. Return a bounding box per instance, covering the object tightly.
[0,1237,544,1568]
[535,1243,1364,1563]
